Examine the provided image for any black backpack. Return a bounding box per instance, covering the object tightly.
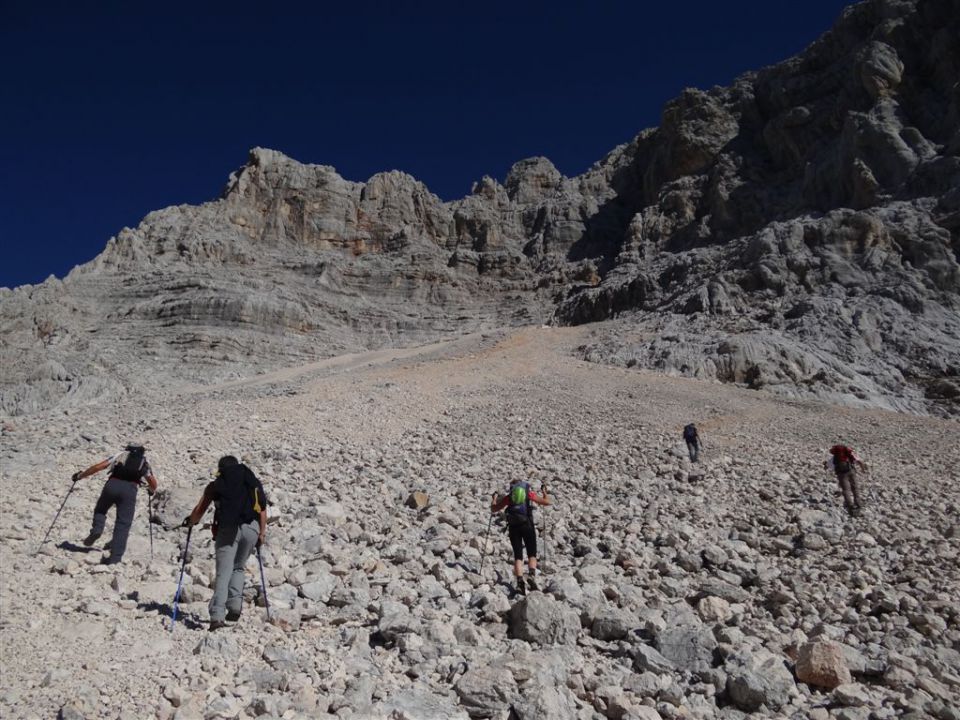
[683,424,698,442]
[213,463,265,528]
[111,447,146,482]
[505,481,532,527]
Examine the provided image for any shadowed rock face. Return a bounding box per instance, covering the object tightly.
[2,0,958,417]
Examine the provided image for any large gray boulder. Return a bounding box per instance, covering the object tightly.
[655,625,718,673]
[726,650,797,712]
[508,592,581,645]
[381,687,469,720]
[591,606,639,641]
[454,665,517,719]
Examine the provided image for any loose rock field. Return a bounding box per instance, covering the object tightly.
[1,326,957,719]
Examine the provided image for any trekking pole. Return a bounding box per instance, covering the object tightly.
[35,479,79,555]
[256,543,271,621]
[540,483,548,571]
[478,492,496,576]
[170,525,192,632]
[147,492,154,562]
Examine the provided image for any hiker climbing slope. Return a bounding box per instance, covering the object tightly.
[683,423,702,463]
[71,442,158,565]
[183,455,267,631]
[490,475,551,595]
[826,444,868,517]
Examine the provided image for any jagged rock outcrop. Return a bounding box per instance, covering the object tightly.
[2,0,958,417]
[555,0,960,416]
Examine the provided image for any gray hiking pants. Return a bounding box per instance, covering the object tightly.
[838,471,861,511]
[210,520,259,622]
[90,478,139,562]
[686,440,700,463]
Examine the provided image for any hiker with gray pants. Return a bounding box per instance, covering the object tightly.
[183,455,267,631]
[72,443,158,565]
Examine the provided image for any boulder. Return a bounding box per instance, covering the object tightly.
[633,645,675,675]
[405,491,430,510]
[454,665,517,718]
[796,641,852,689]
[381,687,469,720]
[299,570,338,603]
[510,685,580,720]
[655,625,717,673]
[726,650,796,711]
[508,592,580,645]
[591,606,638,641]
[696,595,732,623]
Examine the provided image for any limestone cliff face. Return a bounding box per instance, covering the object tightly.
[556,0,960,415]
[2,0,958,416]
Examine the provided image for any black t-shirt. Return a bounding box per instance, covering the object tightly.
[210,464,267,527]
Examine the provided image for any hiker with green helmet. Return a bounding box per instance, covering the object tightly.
[71,443,158,565]
[183,455,268,631]
[490,473,551,595]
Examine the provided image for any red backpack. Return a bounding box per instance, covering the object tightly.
[830,445,855,474]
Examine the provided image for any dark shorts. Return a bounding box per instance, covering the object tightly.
[508,521,537,561]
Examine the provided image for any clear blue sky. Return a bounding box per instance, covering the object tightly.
[0,0,852,288]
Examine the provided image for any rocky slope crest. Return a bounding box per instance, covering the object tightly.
[2,0,958,417]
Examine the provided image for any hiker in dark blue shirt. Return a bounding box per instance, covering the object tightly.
[184,455,267,631]
[683,423,702,463]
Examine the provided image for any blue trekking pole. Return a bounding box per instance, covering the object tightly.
[170,524,192,631]
[256,543,271,620]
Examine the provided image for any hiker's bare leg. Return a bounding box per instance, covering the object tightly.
[513,559,523,577]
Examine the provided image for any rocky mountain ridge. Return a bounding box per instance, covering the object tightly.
[2,0,958,417]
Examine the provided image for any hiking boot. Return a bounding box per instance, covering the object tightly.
[99,556,120,566]
[515,577,526,595]
[527,575,539,592]
[209,620,227,631]
[82,532,101,547]
[226,610,241,622]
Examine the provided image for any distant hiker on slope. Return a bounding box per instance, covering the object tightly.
[683,423,702,463]
[72,443,158,565]
[491,475,551,595]
[183,455,267,631]
[825,444,868,517]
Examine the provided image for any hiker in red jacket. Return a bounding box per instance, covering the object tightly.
[826,445,868,516]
